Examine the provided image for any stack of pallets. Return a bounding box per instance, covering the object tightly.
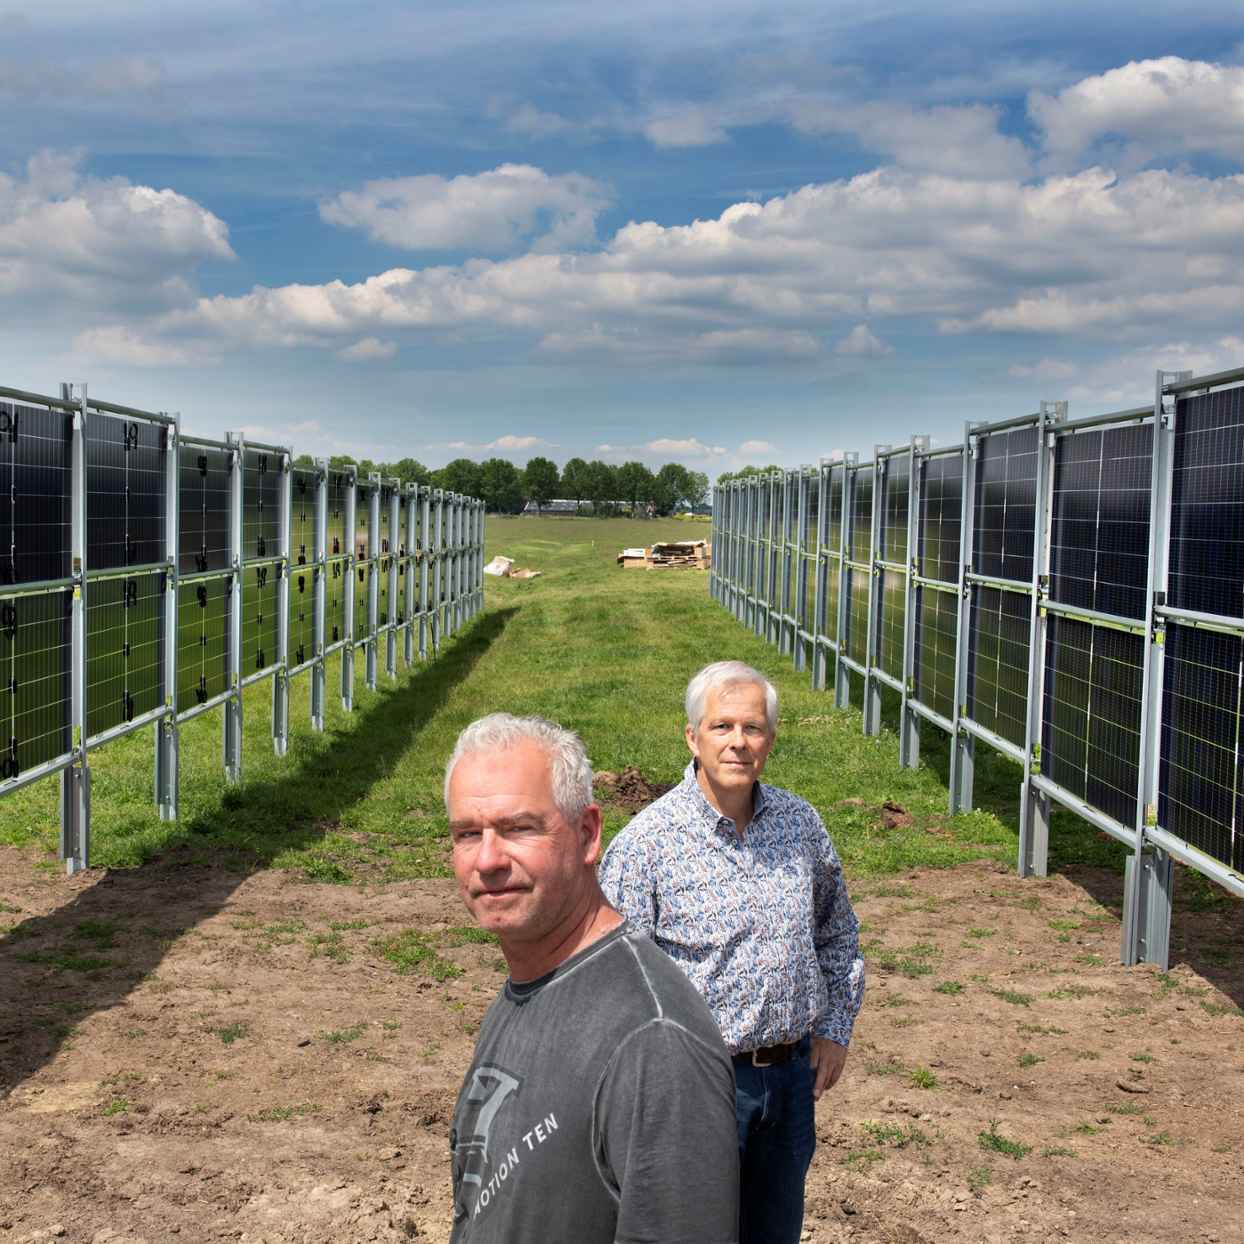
[648,540,711,569]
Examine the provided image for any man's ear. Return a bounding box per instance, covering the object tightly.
[684,722,700,759]
[580,803,604,866]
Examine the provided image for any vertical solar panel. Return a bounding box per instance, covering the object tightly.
[378,556,391,629]
[289,564,315,666]
[86,572,165,738]
[914,586,957,722]
[378,484,393,556]
[356,484,372,560]
[974,427,1038,582]
[178,442,231,574]
[1159,623,1242,871]
[879,568,906,679]
[918,452,962,584]
[354,562,370,641]
[176,576,230,711]
[850,468,873,564]
[290,467,317,568]
[242,563,279,672]
[0,588,72,775]
[1168,388,1244,619]
[828,466,844,552]
[0,402,72,585]
[968,586,1029,746]
[326,558,348,646]
[1049,424,1152,619]
[881,455,909,564]
[822,556,839,641]
[242,448,280,562]
[326,472,349,559]
[1042,616,1144,826]
[846,569,869,664]
[87,415,167,571]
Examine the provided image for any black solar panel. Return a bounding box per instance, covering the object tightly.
[968,585,1030,747]
[881,455,909,564]
[378,557,392,627]
[1049,423,1152,620]
[326,472,350,559]
[827,466,844,552]
[326,558,348,646]
[289,565,315,667]
[918,452,962,584]
[176,576,230,712]
[1168,388,1244,619]
[803,475,819,554]
[0,588,72,775]
[974,427,1038,582]
[354,562,371,641]
[846,568,869,664]
[914,585,958,723]
[356,483,373,561]
[0,403,72,585]
[87,415,167,571]
[290,467,317,567]
[1159,623,1242,871]
[242,562,279,672]
[1042,615,1144,826]
[86,571,164,738]
[822,557,839,642]
[178,443,231,574]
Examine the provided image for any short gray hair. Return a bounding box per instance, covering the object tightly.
[685,661,777,732]
[444,713,595,824]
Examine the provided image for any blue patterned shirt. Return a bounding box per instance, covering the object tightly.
[599,762,865,1053]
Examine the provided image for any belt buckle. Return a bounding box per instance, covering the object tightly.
[750,1046,773,1068]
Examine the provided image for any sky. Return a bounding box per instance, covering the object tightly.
[4,2,1244,475]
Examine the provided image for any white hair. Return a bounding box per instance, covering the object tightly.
[685,661,778,732]
[444,713,595,824]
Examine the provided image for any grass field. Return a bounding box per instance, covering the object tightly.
[0,513,1130,883]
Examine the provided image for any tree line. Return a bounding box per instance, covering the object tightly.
[293,452,712,515]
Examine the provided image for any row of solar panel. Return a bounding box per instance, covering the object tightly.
[712,387,1244,878]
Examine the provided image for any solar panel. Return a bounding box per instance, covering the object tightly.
[326,471,350,559]
[378,556,392,628]
[968,585,1029,746]
[974,427,1038,582]
[86,571,164,738]
[290,467,317,567]
[1042,615,1144,826]
[177,575,230,712]
[914,584,957,722]
[803,475,819,555]
[289,565,315,667]
[918,452,962,584]
[1049,423,1152,620]
[242,562,279,672]
[87,415,166,571]
[878,568,905,679]
[1168,388,1244,619]
[178,442,230,574]
[0,587,72,775]
[378,483,393,555]
[0,402,72,585]
[827,465,844,552]
[846,568,869,664]
[881,455,909,564]
[822,557,839,641]
[850,468,873,564]
[242,448,280,562]
[1158,623,1242,871]
[326,558,348,646]
[354,562,371,641]
[356,483,372,560]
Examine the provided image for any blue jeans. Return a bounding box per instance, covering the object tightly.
[733,1037,816,1244]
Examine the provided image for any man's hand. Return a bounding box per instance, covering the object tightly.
[809,1037,847,1100]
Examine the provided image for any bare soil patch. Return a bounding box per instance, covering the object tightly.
[593,766,674,811]
[1,847,1241,1243]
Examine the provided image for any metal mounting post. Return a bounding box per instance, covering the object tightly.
[311,459,327,730]
[792,470,806,670]
[419,488,430,660]
[1122,846,1173,968]
[341,465,357,711]
[949,424,977,815]
[404,485,417,664]
[834,456,857,709]
[223,432,244,782]
[60,382,91,871]
[862,447,887,737]
[365,475,380,690]
[812,461,830,691]
[272,451,292,756]
[155,411,180,818]
[899,437,924,769]
[386,480,399,677]
[431,489,443,655]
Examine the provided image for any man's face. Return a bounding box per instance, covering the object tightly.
[685,681,775,795]
[447,739,601,946]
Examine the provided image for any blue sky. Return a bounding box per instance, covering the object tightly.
[4,2,1244,474]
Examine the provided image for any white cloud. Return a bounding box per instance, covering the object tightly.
[320,163,610,254]
[835,324,892,356]
[738,439,776,455]
[338,336,397,361]
[1007,359,1076,381]
[505,103,577,137]
[0,149,233,311]
[1032,57,1244,169]
[646,437,727,458]
[1051,335,1244,408]
[643,109,729,148]
[488,434,551,450]
[74,324,209,367]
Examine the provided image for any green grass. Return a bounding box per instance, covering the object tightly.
[933,980,964,996]
[0,515,1020,883]
[978,1120,1031,1159]
[861,1121,929,1149]
[909,1066,938,1089]
[374,929,463,981]
[211,1021,250,1046]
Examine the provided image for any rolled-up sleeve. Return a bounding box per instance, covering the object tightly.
[809,816,865,1046]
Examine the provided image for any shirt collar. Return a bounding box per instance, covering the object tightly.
[682,759,767,834]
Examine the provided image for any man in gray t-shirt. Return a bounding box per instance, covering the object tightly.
[444,713,738,1244]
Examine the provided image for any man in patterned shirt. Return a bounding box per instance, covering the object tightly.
[600,660,864,1244]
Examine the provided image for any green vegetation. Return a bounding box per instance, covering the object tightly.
[1017,1052,1043,1067]
[212,1022,250,1046]
[909,1066,938,1089]
[319,1023,366,1044]
[374,930,463,981]
[861,1121,929,1149]
[978,1120,1031,1159]
[933,980,964,996]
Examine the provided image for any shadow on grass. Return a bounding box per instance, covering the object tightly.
[0,606,515,1099]
[874,679,1243,1006]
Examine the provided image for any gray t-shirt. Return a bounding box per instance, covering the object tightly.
[449,922,739,1243]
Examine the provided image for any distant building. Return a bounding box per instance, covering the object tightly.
[521,498,585,514]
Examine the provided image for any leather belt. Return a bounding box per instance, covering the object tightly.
[733,1041,799,1068]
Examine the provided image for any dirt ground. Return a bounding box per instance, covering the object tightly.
[1,840,1242,1244]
